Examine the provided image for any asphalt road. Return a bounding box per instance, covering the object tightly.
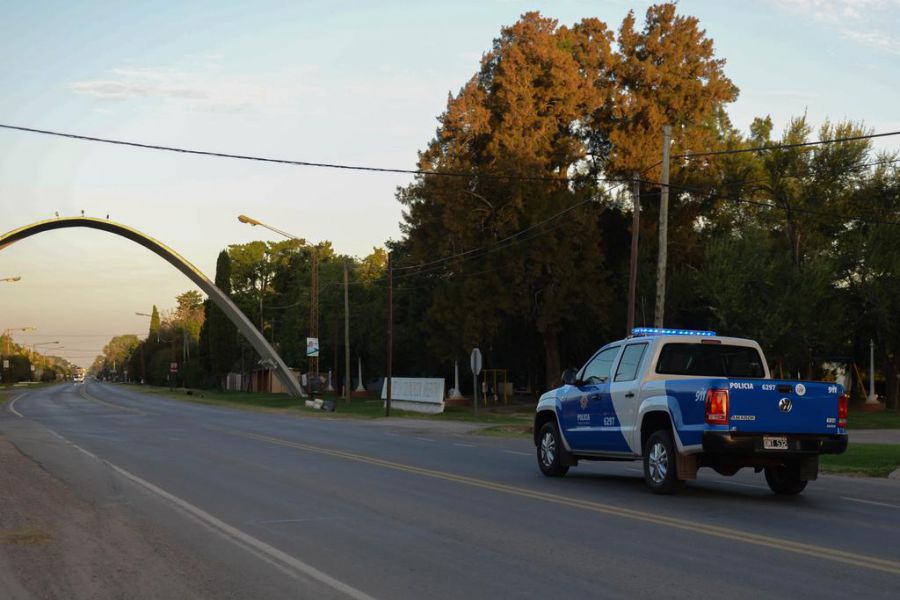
[2,381,899,599]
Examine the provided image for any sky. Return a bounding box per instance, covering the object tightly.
[1,0,899,367]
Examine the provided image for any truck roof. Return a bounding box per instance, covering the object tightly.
[624,334,759,346]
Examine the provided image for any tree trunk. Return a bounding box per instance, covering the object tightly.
[542,330,561,392]
[887,352,900,410]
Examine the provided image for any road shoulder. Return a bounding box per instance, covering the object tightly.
[0,434,210,599]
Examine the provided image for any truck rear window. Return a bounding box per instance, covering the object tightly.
[656,343,765,378]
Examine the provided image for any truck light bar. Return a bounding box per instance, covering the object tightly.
[632,328,716,337]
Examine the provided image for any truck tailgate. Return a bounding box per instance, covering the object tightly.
[725,380,842,435]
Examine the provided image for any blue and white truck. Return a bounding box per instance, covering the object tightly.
[533,328,848,494]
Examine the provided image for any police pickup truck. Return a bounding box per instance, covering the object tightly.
[534,328,848,495]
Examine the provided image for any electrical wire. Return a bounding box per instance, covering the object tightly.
[0,123,611,185]
[635,177,900,226]
[5,122,894,183]
[672,130,900,160]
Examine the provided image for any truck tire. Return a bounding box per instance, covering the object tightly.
[643,429,682,494]
[764,464,808,495]
[537,421,569,477]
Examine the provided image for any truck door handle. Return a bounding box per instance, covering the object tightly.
[625,392,635,398]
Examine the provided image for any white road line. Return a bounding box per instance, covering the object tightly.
[842,496,900,510]
[502,450,531,457]
[43,428,375,600]
[453,443,477,448]
[415,437,436,443]
[8,394,24,418]
[714,480,768,490]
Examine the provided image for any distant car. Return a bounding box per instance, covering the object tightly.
[534,328,848,495]
[73,374,85,383]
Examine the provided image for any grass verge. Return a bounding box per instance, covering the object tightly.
[116,384,534,427]
[847,408,900,430]
[820,443,900,477]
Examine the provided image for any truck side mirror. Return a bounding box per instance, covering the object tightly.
[561,368,578,386]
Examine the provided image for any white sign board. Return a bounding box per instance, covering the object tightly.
[470,348,482,376]
[306,337,320,357]
[381,377,445,414]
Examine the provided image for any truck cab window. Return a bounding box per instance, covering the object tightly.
[614,343,648,382]
[581,346,619,384]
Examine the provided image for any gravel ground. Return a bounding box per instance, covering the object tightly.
[0,437,210,600]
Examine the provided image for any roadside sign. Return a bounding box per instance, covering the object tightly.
[170,362,178,373]
[470,348,482,417]
[470,348,482,376]
[2,359,8,369]
[306,337,320,357]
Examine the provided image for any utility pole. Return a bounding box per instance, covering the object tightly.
[627,173,641,334]
[310,247,319,386]
[654,124,672,328]
[344,260,351,402]
[385,251,393,417]
[867,338,878,404]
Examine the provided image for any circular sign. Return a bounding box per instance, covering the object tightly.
[470,348,483,376]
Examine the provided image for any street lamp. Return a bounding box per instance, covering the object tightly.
[1,276,21,283]
[31,341,60,354]
[30,341,59,381]
[237,214,344,400]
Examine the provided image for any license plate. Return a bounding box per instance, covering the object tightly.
[763,436,789,450]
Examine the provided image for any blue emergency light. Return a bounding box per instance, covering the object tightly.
[632,327,716,337]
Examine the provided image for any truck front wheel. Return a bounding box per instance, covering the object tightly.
[537,421,569,477]
[643,429,682,494]
[764,464,808,495]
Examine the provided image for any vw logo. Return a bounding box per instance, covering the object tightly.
[778,398,793,413]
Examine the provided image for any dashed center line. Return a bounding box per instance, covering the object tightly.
[415,437,436,443]
[453,443,477,448]
[842,496,900,510]
[502,450,531,457]
[208,425,900,576]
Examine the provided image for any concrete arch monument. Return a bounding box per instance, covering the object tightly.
[0,216,305,397]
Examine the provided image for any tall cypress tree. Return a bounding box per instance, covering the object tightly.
[208,250,239,384]
[149,305,161,342]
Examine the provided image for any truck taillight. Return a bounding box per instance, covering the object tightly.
[838,393,848,428]
[705,389,729,425]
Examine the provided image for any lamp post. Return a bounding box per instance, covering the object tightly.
[238,215,340,398]
[30,341,59,381]
[2,326,36,384]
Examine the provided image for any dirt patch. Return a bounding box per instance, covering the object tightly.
[0,437,210,599]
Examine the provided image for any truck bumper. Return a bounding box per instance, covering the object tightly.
[702,432,848,456]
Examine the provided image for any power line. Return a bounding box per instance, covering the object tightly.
[2,122,898,182]
[637,177,900,226]
[673,130,900,160]
[394,182,630,277]
[0,123,612,185]
[393,191,612,273]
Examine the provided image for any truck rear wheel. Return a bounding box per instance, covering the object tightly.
[764,464,808,495]
[643,429,682,494]
[537,421,569,477]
